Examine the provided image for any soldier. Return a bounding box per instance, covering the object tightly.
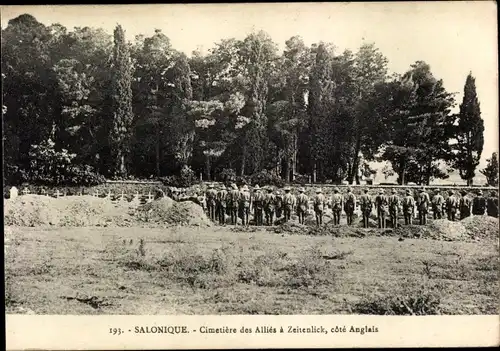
[388,188,400,228]
[312,188,326,226]
[264,187,276,226]
[331,187,343,226]
[228,183,240,225]
[402,189,415,225]
[459,190,472,220]
[486,191,498,218]
[344,187,356,226]
[375,189,388,229]
[417,187,430,225]
[275,189,283,219]
[216,184,228,225]
[239,185,251,226]
[472,189,486,216]
[296,187,309,225]
[282,187,296,222]
[446,190,458,221]
[431,189,445,219]
[205,184,217,221]
[252,185,265,226]
[359,189,373,228]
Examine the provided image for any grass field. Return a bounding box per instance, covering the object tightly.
[5,225,499,315]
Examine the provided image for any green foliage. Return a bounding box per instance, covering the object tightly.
[454,73,485,185]
[249,169,285,187]
[480,152,499,186]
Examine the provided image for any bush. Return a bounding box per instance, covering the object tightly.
[160,165,199,188]
[291,173,309,185]
[218,168,237,183]
[249,170,285,187]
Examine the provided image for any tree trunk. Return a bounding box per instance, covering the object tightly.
[400,160,406,185]
[348,134,362,184]
[155,129,160,177]
[313,162,317,183]
[241,144,246,176]
[285,159,290,183]
[118,151,126,177]
[205,155,211,181]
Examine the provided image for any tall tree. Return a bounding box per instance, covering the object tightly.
[454,73,484,185]
[109,25,134,177]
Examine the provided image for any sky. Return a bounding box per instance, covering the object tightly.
[1,2,498,170]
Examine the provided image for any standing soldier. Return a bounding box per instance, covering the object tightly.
[459,190,472,220]
[331,187,343,225]
[417,187,430,225]
[388,189,400,228]
[344,187,356,226]
[282,187,295,222]
[472,189,486,217]
[313,188,326,226]
[264,187,276,226]
[217,184,228,225]
[205,184,217,221]
[296,187,309,225]
[446,190,458,221]
[252,185,265,226]
[375,189,388,229]
[275,189,283,219]
[431,189,445,219]
[229,184,240,225]
[486,191,498,218]
[239,185,251,226]
[359,189,373,228]
[402,189,415,225]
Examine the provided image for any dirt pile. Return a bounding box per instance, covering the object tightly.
[136,198,211,227]
[461,216,499,240]
[272,221,308,234]
[4,195,60,226]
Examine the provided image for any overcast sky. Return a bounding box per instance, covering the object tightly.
[1,2,498,167]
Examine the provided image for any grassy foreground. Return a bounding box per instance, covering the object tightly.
[5,225,499,315]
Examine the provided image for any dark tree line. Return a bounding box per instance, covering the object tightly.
[2,14,489,186]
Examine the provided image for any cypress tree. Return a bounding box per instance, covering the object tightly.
[455,73,484,186]
[110,24,133,177]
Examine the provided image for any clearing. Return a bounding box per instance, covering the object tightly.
[5,224,499,315]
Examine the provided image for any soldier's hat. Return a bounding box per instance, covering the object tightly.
[208,183,215,188]
[347,187,352,192]
[316,188,322,193]
[491,191,497,197]
[448,190,454,195]
[460,190,467,196]
[477,189,483,195]
[267,186,274,192]
[364,189,369,193]
[220,184,226,190]
[379,189,384,194]
[299,187,306,193]
[243,185,249,191]
[406,189,412,195]
[392,188,397,193]
[333,187,339,193]
[232,183,238,190]
[419,188,425,192]
[284,186,291,192]
[254,184,260,190]
[435,189,441,193]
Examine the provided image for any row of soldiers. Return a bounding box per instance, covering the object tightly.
[204,184,499,227]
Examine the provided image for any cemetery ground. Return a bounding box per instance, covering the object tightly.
[5,212,499,315]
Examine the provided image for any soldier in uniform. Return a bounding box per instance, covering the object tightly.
[459,190,472,220]
[344,187,356,226]
[252,185,265,226]
[330,187,343,226]
[359,189,373,228]
[205,184,218,221]
[431,189,445,219]
[486,191,498,218]
[275,189,283,219]
[388,188,400,228]
[217,184,228,225]
[282,187,296,222]
[296,187,309,225]
[312,188,326,226]
[264,187,276,226]
[239,185,251,226]
[446,190,458,221]
[228,183,240,225]
[472,189,486,216]
[375,189,388,229]
[402,189,415,225]
[417,187,430,225]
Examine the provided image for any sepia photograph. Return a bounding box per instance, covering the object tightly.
[2,0,498,331]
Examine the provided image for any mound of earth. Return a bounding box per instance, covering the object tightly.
[4,195,60,226]
[272,221,307,234]
[136,198,211,227]
[461,216,499,240]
